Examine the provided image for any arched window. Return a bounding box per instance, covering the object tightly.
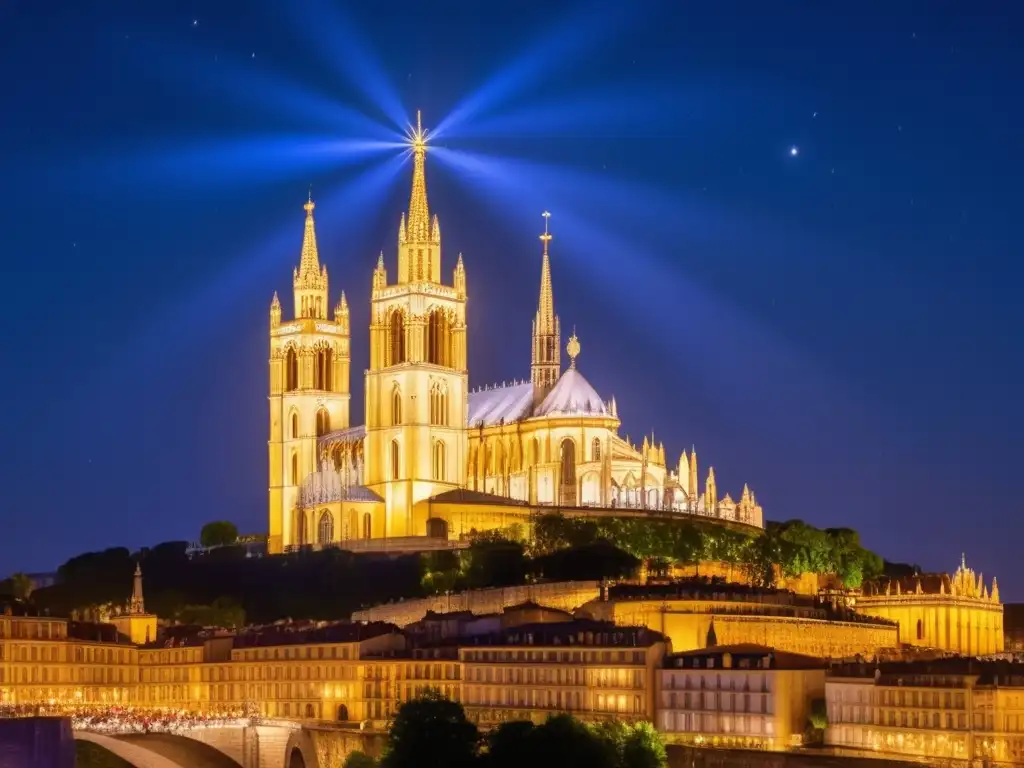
[425,310,450,366]
[296,512,307,546]
[317,510,334,544]
[559,438,577,506]
[592,438,602,462]
[285,347,299,391]
[291,452,299,485]
[363,512,372,540]
[316,408,330,437]
[291,412,300,439]
[390,439,401,480]
[392,387,402,425]
[430,382,448,426]
[433,441,446,482]
[532,437,541,465]
[916,619,924,641]
[388,311,406,366]
[315,346,333,391]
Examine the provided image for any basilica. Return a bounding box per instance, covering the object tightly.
[266,116,764,554]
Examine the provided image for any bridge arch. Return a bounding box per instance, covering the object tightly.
[285,728,319,768]
[75,732,184,768]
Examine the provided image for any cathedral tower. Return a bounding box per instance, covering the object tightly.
[531,211,560,402]
[364,113,468,537]
[267,196,351,554]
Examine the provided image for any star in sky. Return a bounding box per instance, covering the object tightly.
[789,146,799,157]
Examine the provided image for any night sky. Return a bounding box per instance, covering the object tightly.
[2,2,1021,593]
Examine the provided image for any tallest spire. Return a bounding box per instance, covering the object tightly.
[406,110,431,243]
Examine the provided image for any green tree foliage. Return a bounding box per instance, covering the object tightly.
[463,538,527,589]
[200,521,239,548]
[485,715,666,768]
[9,572,34,601]
[382,690,479,768]
[533,513,883,589]
[530,541,640,582]
[343,750,377,768]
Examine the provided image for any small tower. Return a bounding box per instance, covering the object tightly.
[268,195,352,554]
[532,211,561,403]
[705,466,717,512]
[111,563,158,645]
[689,446,699,506]
[129,562,145,614]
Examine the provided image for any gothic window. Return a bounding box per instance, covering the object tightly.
[390,439,401,480]
[291,452,299,485]
[392,387,402,425]
[315,346,334,390]
[425,310,450,367]
[285,347,299,391]
[917,619,924,641]
[592,438,602,462]
[532,437,541,465]
[559,438,577,506]
[296,512,307,546]
[429,381,448,426]
[363,512,372,540]
[317,511,334,544]
[291,412,300,439]
[433,441,446,482]
[316,408,330,437]
[388,311,406,366]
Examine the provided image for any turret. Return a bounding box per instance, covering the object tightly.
[270,291,281,328]
[454,254,466,297]
[689,447,699,505]
[705,466,717,512]
[678,450,691,498]
[334,291,349,330]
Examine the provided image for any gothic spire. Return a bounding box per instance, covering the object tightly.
[296,194,322,284]
[532,211,561,399]
[405,111,432,243]
[537,211,556,335]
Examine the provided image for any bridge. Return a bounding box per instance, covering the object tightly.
[75,719,384,768]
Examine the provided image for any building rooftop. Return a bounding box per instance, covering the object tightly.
[466,366,611,428]
[429,488,528,507]
[829,657,1024,685]
[666,644,828,671]
[230,620,400,649]
[457,619,665,649]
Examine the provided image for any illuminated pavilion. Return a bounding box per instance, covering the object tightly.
[266,114,764,554]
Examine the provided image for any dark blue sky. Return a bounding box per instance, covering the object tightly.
[2,1,1021,593]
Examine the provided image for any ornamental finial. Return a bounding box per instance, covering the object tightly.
[567,328,580,368]
[540,210,552,255]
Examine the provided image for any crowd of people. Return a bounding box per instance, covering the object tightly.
[0,702,251,734]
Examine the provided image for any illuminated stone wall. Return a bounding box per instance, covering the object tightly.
[351,581,600,627]
[589,599,897,658]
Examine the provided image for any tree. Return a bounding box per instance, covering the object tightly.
[528,715,615,768]
[484,720,537,768]
[806,697,828,744]
[620,721,667,768]
[343,751,377,768]
[9,572,33,601]
[200,521,239,548]
[381,690,479,768]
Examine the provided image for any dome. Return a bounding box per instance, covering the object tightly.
[536,367,609,418]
